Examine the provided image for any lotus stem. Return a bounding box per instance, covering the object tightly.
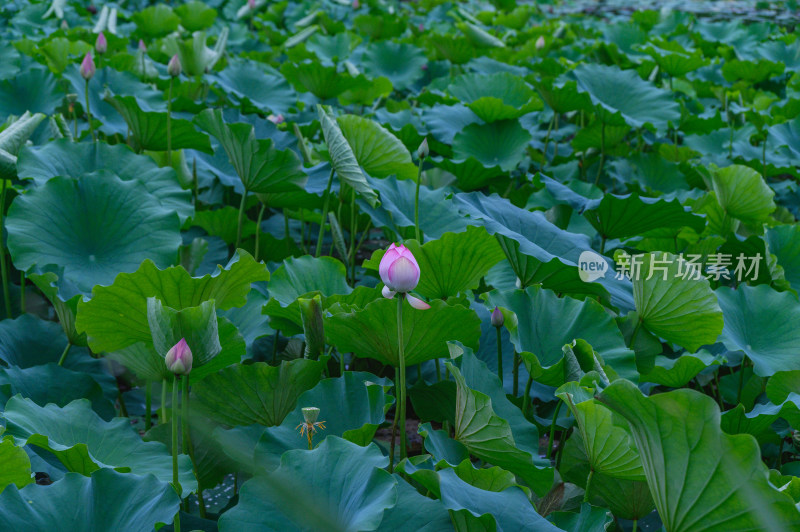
[389,366,399,473]
[632,520,638,532]
[737,355,748,404]
[349,187,356,284]
[57,342,71,366]
[414,157,423,243]
[171,376,182,532]
[19,272,25,314]
[235,189,248,250]
[583,469,594,503]
[161,379,168,424]
[167,77,173,164]
[496,326,503,386]
[145,381,152,431]
[84,79,95,142]
[547,400,562,461]
[254,201,266,261]
[594,120,604,186]
[315,168,335,257]
[522,374,533,419]
[513,350,519,396]
[397,295,408,461]
[542,114,555,166]
[181,376,190,454]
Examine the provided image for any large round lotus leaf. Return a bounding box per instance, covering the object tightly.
[0,68,61,121]
[268,255,351,305]
[600,380,800,531]
[362,41,427,90]
[0,469,179,532]
[447,72,542,122]
[220,437,396,532]
[17,139,192,222]
[3,396,197,491]
[717,284,800,377]
[711,164,776,225]
[5,173,182,298]
[452,119,532,171]
[212,62,297,116]
[572,63,680,132]
[337,114,418,180]
[632,252,723,353]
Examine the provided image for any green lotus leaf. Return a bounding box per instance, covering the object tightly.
[105,95,212,153]
[326,298,481,367]
[542,175,705,240]
[318,105,379,206]
[174,0,217,32]
[632,252,723,353]
[194,108,306,194]
[717,284,800,377]
[281,61,366,100]
[599,380,800,531]
[305,33,359,65]
[0,437,32,494]
[452,119,532,171]
[75,250,268,354]
[0,111,45,179]
[3,396,197,492]
[192,359,325,427]
[0,469,178,531]
[268,255,351,305]
[447,362,553,497]
[132,4,180,37]
[551,503,614,532]
[572,63,680,132]
[711,164,776,225]
[362,41,427,90]
[487,286,637,381]
[0,68,62,121]
[429,156,506,191]
[163,29,228,77]
[721,399,800,442]
[448,72,542,122]
[722,58,784,83]
[641,41,708,77]
[17,139,191,222]
[640,351,725,388]
[421,104,482,145]
[220,437,396,532]
[6,173,182,298]
[337,114,417,180]
[211,62,296,116]
[376,476,451,532]
[533,79,593,114]
[255,371,393,467]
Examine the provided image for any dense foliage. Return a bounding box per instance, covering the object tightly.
[1,0,800,530]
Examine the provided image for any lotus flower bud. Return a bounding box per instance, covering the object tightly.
[80,52,95,80]
[248,0,256,9]
[379,243,430,309]
[267,113,284,124]
[302,407,320,424]
[353,0,360,8]
[491,307,504,328]
[138,39,147,51]
[165,338,192,375]
[417,138,429,159]
[536,36,545,50]
[95,32,107,55]
[167,54,182,78]
[60,20,69,31]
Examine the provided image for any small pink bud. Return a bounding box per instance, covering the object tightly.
[353,0,360,8]
[165,338,193,375]
[491,307,504,328]
[80,52,96,80]
[267,114,284,124]
[421,64,428,71]
[138,39,147,51]
[536,36,545,50]
[417,138,429,159]
[248,0,255,9]
[167,54,182,78]
[95,32,107,55]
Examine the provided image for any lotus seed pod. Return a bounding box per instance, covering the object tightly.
[302,407,320,424]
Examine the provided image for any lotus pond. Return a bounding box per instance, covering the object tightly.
[1,0,800,531]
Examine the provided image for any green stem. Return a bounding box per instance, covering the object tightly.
[57,342,72,366]
[762,131,768,180]
[435,358,442,382]
[594,120,605,186]
[414,156,423,242]
[555,427,569,469]
[167,78,173,164]
[117,387,128,417]
[85,79,95,142]
[271,331,279,364]
[171,377,181,532]
[583,469,594,503]
[714,370,724,409]
[181,376,190,455]
[512,351,519,396]
[19,271,25,314]
[774,437,785,469]
[496,327,503,386]
[397,295,407,460]
[145,381,152,431]
[235,189,248,250]
[389,366,399,473]
[737,355,748,405]
[522,375,533,419]
[161,379,168,424]
[629,319,642,349]
[542,114,555,166]
[632,519,638,532]
[349,187,356,284]
[340,351,345,377]
[315,169,335,257]
[192,157,198,207]
[0,178,10,319]
[547,400,563,461]
[553,113,560,160]
[599,235,606,255]
[254,202,266,261]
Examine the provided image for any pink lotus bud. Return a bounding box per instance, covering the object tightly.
[417,138,429,159]
[379,243,420,293]
[138,39,147,51]
[491,307,504,328]
[95,32,107,55]
[248,0,256,9]
[421,64,428,71]
[353,0,360,8]
[167,54,182,77]
[267,114,284,124]
[80,52,96,80]
[536,36,545,50]
[165,338,193,375]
